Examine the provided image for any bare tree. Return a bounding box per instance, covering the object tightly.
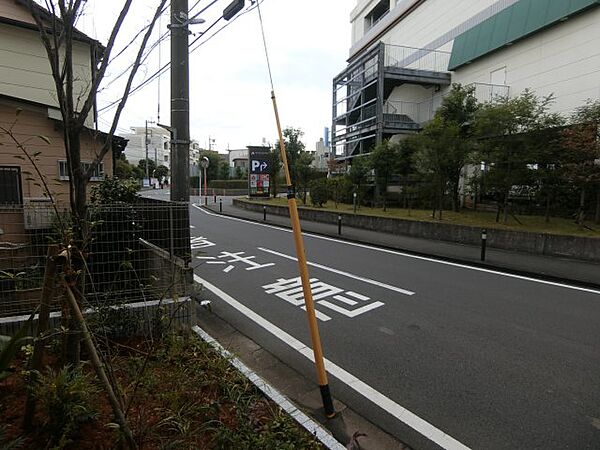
[24,0,167,362]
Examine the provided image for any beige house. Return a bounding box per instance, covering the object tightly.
[0,0,124,242]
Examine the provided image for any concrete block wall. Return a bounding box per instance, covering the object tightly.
[233,199,600,262]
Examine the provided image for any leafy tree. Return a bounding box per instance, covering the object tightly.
[114,158,135,179]
[153,164,169,181]
[218,161,231,180]
[562,100,600,225]
[396,136,419,209]
[295,151,314,204]
[198,150,221,182]
[348,156,370,208]
[327,176,352,208]
[280,127,305,189]
[309,178,328,207]
[475,90,563,223]
[138,159,156,179]
[413,117,459,219]
[370,140,399,212]
[436,84,479,211]
[267,148,282,197]
[234,166,247,180]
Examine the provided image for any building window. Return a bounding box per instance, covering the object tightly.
[164,141,169,150]
[58,160,104,182]
[364,0,389,32]
[164,155,169,162]
[0,166,22,206]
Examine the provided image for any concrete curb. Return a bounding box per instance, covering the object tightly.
[200,205,600,291]
[191,325,346,450]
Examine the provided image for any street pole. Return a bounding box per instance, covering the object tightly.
[145,120,149,187]
[198,163,202,206]
[204,166,208,205]
[170,0,190,203]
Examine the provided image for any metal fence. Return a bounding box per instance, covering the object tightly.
[0,199,192,318]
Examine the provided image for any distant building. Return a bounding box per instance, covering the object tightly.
[312,137,330,172]
[228,149,249,171]
[120,126,171,169]
[333,0,600,160]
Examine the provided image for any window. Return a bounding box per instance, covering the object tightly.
[58,161,104,181]
[364,0,389,32]
[0,166,23,206]
[164,155,169,162]
[163,141,169,150]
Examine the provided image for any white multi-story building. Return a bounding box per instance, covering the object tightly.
[333,0,600,159]
[120,126,171,169]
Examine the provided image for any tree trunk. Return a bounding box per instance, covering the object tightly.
[595,189,600,225]
[577,187,586,226]
[65,129,87,365]
[503,190,509,224]
[452,179,460,213]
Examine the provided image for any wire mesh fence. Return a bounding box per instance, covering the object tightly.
[0,199,192,319]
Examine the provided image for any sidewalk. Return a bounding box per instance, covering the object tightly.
[203,200,599,288]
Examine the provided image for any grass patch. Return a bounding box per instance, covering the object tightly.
[240,197,600,238]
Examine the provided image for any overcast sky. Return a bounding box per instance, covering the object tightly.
[77,0,353,153]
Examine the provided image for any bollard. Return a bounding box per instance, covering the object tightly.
[481,228,487,261]
[213,194,217,203]
[338,215,342,235]
[219,199,222,213]
[263,205,267,221]
[353,192,357,214]
[204,196,208,206]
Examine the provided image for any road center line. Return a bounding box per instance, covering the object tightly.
[258,247,415,296]
[192,205,600,295]
[193,274,470,450]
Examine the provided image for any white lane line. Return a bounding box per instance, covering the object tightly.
[194,274,470,450]
[258,247,415,296]
[192,205,600,295]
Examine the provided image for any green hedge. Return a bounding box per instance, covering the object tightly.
[208,179,247,189]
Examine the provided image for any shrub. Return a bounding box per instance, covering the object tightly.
[208,179,248,189]
[33,365,100,446]
[90,177,140,205]
[309,179,328,207]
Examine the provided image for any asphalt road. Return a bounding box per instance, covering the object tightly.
[183,199,600,450]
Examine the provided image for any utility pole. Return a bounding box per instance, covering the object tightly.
[170,0,190,202]
[145,119,155,187]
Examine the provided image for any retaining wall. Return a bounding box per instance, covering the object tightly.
[233,199,600,262]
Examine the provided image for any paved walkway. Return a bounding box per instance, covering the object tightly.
[202,198,599,288]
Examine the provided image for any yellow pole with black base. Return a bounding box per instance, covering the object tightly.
[256,1,334,418]
[271,91,335,418]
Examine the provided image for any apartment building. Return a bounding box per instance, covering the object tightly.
[333,0,600,159]
[120,126,171,169]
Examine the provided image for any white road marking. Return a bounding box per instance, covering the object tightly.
[192,205,600,295]
[194,274,470,450]
[258,247,415,296]
[301,305,332,322]
[319,299,385,318]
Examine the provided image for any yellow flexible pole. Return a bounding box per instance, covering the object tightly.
[271,91,335,418]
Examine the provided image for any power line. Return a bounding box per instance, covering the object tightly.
[98,0,265,115]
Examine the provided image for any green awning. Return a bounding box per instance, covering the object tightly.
[448,0,600,70]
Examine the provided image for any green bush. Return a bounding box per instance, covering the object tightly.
[208,179,248,189]
[309,179,328,207]
[90,177,140,205]
[327,176,353,205]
